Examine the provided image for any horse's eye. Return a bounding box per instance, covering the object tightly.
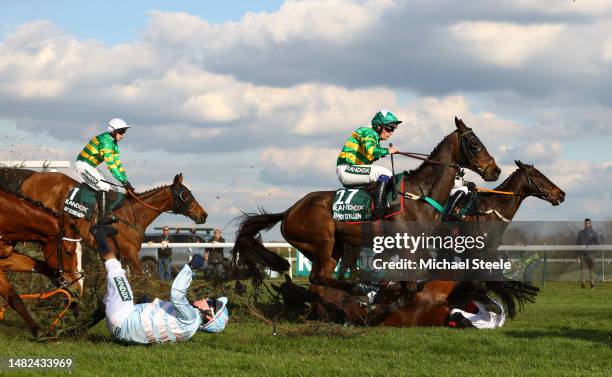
[469,138,481,151]
[180,191,190,201]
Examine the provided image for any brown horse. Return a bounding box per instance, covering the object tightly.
[233,117,501,296]
[0,172,207,273]
[471,160,565,225]
[0,191,81,337]
[377,161,565,327]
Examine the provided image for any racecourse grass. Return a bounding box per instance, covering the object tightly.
[0,282,610,377]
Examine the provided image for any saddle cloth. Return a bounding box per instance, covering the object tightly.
[63,183,125,220]
[332,174,405,223]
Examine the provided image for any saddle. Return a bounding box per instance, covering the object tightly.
[63,183,125,221]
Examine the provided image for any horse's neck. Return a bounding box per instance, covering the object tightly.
[410,135,459,203]
[123,187,173,229]
[481,171,527,220]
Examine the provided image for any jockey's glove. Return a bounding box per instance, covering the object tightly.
[124,181,135,192]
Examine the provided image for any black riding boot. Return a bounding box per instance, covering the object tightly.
[97,191,116,224]
[373,180,389,220]
[442,191,466,222]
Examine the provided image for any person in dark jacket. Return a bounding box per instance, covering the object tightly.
[576,218,600,288]
[157,226,173,281]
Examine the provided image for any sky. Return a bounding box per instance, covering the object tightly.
[0,0,611,240]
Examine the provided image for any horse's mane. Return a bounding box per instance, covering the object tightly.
[402,133,453,178]
[495,168,522,191]
[134,184,171,198]
[1,190,60,218]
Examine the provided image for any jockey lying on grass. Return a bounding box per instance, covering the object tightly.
[336,110,401,219]
[90,225,228,344]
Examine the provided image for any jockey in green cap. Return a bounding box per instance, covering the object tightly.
[75,118,134,224]
[337,110,401,219]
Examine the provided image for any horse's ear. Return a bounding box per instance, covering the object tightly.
[455,117,465,130]
[515,160,525,169]
[173,173,183,185]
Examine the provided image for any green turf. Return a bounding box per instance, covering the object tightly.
[0,282,610,377]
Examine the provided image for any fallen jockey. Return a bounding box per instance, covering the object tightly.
[337,110,401,219]
[90,225,228,344]
[447,299,506,329]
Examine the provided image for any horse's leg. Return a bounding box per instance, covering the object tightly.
[0,252,58,281]
[309,241,354,293]
[0,270,43,337]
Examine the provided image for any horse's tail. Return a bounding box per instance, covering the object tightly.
[231,210,290,277]
[484,280,539,318]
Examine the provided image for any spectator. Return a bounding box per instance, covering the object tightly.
[205,229,226,278]
[158,226,173,281]
[576,218,600,289]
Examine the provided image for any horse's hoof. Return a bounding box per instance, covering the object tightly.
[31,326,45,338]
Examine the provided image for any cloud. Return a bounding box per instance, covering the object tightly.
[497,141,563,165]
[259,146,339,186]
[449,22,564,68]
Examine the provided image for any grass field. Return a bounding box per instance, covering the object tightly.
[1,282,610,377]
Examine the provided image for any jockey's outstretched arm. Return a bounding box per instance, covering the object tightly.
[171,263,199,320]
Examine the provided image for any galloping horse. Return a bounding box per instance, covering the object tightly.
[0,191,81,337]
[376,162,565,327]
[233,118,501,295]
[0,171,207,273]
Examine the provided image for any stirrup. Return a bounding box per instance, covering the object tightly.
[99,216,118,225]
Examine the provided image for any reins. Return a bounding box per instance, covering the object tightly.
[395,151,460,169]
[126,189,166,213]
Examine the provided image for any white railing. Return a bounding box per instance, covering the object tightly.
[141,243,612,281]
[0,160,71,169]
[141,242,294,278]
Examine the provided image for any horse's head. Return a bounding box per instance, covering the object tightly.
[515,160,565,206]
[454,117,501,182]
[170,173,208,224]
[43,222,83,296]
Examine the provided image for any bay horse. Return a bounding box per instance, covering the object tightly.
[376,161,565,327]
[0,191,81,337]
[233,117,501,296]
[0,172,207,273]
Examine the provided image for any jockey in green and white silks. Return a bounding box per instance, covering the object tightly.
[336,110,401,219]
[74,118,134,224]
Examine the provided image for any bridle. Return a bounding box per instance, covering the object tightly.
[126,184,199,218]
[396,129,495,176]
[519,167,550,199]
[53,221,83,290]
[457,129,496,177]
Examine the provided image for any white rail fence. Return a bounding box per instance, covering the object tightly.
[141,243,612,282]
[0,160,71,170]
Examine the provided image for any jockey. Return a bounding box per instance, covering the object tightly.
[75,118,134,224]
[90,224,229,344]
[336,110,401,219]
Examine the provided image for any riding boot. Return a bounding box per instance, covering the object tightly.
[97,191,116,225]
[373,179,389,220]
[442,191,466,222]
